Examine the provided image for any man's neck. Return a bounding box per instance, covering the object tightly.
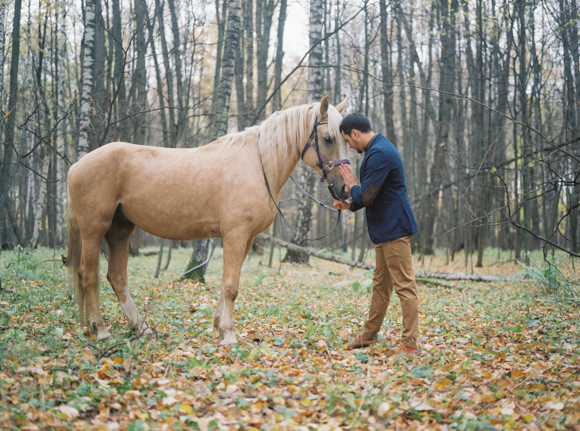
[362,132,377,152]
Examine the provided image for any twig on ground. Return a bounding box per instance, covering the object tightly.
[87,325,154,360]
[416,277,462,290]
[349,366,371,430]
[164,343,186,378]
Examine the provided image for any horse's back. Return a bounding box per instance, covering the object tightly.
[67,140,269,240]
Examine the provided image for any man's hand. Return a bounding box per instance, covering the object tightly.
[339,164,358,191]
[333,199,351,210]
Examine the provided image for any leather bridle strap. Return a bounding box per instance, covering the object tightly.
[257,133,342,242]
[301,121,351,182]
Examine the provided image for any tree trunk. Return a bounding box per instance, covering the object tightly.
[112,0,128,141]
[234,27,246,130]
[421,0,457,255]
[256,0,275,119]
[132,0,147,147]
[0,0,22,247]
[272,0,287,112]
[213,0,242,139]
[183,238,213,282]
[379,0,396,145]
[187,0,242,281]
[155,0,178,144]
[211,0,228,128]
[245,0,254,123]
[0,0,6,108]
[77,0,97,158]
[284,0,324,264]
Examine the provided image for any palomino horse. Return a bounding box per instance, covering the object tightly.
[68,95,350,344]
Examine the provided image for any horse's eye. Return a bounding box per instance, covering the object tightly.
[324,136,333,144]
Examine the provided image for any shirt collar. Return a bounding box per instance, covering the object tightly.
[364,133,381,153]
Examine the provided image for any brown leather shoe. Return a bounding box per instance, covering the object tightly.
[346,333,376,350]
[389,346,418,357]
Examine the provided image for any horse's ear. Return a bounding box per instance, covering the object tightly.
[319,95,329,118]
[335,96,349,113]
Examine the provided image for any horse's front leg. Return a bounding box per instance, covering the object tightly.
[213,235,254,345]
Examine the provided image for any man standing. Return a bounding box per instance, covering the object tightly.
[333,113,419,356]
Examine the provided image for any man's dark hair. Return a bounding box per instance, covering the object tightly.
[339,113,373,135]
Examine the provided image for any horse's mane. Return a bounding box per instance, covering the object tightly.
[216,101,344,177]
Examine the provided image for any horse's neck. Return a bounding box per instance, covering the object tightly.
[257,105,314,197]
[264,145,301,198]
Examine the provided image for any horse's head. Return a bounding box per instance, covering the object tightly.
[302,95,350,201]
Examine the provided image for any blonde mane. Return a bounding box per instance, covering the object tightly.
[216,101,345,179]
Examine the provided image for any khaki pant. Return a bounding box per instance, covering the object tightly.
[362,235,419,349]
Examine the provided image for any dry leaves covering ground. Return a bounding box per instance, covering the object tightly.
[0,246,578,431]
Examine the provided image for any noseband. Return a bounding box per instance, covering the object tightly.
[300,120,351,183]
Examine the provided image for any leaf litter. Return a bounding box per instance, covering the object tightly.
[0,247,578,430]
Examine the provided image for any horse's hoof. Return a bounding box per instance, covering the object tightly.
[96,331,112,342]
[220,334,238,346]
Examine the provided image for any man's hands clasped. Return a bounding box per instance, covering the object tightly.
[333,164,358,210]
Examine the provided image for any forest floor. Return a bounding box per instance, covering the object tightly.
[0,245,578,430]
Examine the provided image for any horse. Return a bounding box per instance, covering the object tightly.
[68,95,350,345]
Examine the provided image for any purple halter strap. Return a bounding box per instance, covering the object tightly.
[300,121,351,182]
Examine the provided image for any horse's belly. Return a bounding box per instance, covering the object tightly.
[120,197,221,241]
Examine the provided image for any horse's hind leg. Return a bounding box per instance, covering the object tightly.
[79,238,111,342]
[105,215,149,335]
[213,235,254,345]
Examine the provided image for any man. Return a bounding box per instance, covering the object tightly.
[333,113,419,356]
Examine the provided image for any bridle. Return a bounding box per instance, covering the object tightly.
[300,120,351,184]
[257,117,351,241]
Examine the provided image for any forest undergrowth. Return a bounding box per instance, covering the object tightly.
[0,246,578,430]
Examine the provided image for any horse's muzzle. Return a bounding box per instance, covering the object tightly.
[328,183,349,201]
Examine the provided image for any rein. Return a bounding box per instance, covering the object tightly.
[257,119,348,242]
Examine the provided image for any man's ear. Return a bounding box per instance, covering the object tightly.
[335,96,349,113]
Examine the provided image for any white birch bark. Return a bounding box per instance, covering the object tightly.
[212,0,242,139]
[55,2,68,244]
[0,0,6,102]
[31,156,50,248]
[78,0,97,159]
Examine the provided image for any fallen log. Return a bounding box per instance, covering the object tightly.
[257,233,373,270]
[415,271,524,282]
[258,233,523,283]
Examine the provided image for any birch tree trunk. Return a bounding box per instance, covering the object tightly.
[284,0,324,264]
[186,0,242,281]
[78,0,97,159]
[213,0,242,139]
[0,0,6,108]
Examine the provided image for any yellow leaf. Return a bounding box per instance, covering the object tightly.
[523,414,534,423]
[180,402,193,414]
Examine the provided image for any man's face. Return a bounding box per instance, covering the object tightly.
[341,130,364,154]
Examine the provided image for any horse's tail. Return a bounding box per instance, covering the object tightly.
[68,193,86,327]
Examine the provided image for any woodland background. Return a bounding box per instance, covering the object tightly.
[0,0,579,270]
[0,1,579,429]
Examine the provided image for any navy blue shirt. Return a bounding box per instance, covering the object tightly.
[350,134,418,244]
